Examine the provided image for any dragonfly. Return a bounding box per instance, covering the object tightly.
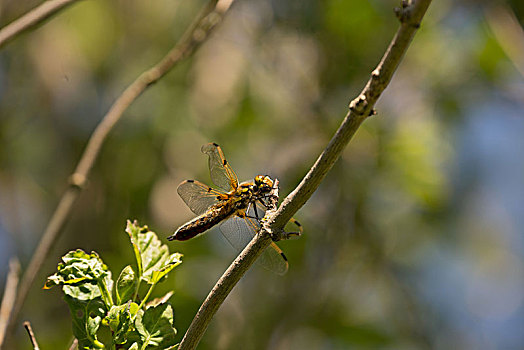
[167,143,302,275]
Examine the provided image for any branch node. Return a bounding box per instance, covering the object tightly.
[394,0,411,22]
[261,179,281,241]
[193,28,207,42]
[348,95,368,115]
[394,0,422,28]
[68,173,87,189]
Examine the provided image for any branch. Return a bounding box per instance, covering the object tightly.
[272,0,432,230]
[178,1,432,349]
[0,0,82,49]
[4,0,234,344]
[22,321,40,350]
[0,258,20,348]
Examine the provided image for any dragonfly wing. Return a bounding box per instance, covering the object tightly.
[201,143,238,192]
[219,215,254,252]
[219,209,288,275]
[177,180,225,215]
[264,242,289,276]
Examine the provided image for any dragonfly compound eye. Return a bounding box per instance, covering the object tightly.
[254,175,263,185]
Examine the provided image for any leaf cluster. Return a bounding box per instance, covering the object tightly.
[45,220,182,350]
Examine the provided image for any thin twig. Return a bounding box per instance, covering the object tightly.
[178,1,432,349]
[4,0,232,345]
[0,0,82,49]
[0,258,21,348]
[23,321,40,350]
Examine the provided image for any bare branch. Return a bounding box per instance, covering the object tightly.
[0,258,21,348]
[0,0,82,49]
[272,0,432,230]
[178,1,432,349]
[4,0,232,344]
[23,321,40,350]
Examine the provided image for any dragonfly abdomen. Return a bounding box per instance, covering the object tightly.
[168,203,235,241]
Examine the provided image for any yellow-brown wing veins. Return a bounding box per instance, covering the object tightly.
[201,142,238,192]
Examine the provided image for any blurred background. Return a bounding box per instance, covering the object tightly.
[1,0,524,349]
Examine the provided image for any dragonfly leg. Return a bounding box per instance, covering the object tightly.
[277,218,303,240]
[242,202,261,221]
[252,202,262,220]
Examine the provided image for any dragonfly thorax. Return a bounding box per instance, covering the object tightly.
[231,175,273,209]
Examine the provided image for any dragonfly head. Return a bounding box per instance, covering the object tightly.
[254,175,274,194]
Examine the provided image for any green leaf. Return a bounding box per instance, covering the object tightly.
[106,303,134,345]
[126,220,144,277]
[150,253,183,284]
[129,343,139,350]
[116,265,138,304]
[125,220,182,284]
[134,304,177,349]
[62,281,101,301]
[64,295,107,349]
[45,249,113,302]
[45,249,109,288]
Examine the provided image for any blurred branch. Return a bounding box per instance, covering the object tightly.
[178,1,432,349]
[3,0,232,345]
[0,258,20,348]
[484,4,524,78]
[0,0,82,49]
[22,321,39,350]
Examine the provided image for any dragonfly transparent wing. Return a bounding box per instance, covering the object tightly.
[177,180,226,215]
[219,202,288,275]
[201,143,238,192]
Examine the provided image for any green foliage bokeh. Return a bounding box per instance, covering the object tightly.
[1,0,523,349]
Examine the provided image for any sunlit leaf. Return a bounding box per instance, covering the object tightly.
[126,220,144,277]
[134,304,177,349]
[149,253,183,284]
[45,249,113,302]
[106,303,133,345]
[125,220,182,284]
[116,265,138,304]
